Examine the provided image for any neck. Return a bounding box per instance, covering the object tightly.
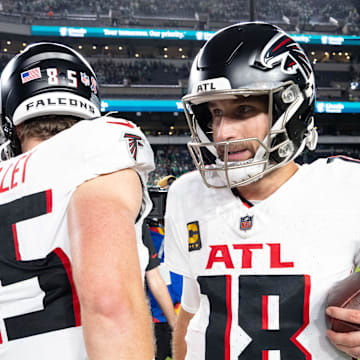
[236,161,299,201]
[21,137,43,153]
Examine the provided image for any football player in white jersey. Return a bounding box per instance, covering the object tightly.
[164,22,360,360]
[0,42,155,359]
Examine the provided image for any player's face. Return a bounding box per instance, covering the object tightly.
[208,95,269,162]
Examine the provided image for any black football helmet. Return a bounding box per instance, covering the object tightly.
[0,42,101,157]
[182,22,317,188]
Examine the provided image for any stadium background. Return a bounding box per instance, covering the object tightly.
[0,0,359,187]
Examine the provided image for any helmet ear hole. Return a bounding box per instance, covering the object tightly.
[269,133,290,163]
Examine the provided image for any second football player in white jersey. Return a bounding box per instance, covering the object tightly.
[0,42,155,359]
[165,22,360,360]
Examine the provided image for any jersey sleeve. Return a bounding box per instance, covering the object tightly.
[164,182,193,278]
[62,116,155,221]
[80,116,155,184]
[181,277,200,314]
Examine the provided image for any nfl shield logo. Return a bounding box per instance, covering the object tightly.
[240,215,253,231]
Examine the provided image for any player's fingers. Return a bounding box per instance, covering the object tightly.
[327,306,360,324]
[330,342,360,359]
[327,329,360,347]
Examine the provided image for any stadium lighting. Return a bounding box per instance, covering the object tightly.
[92,45,97,50]
[164,54,168,58]
[105,46,109,50]
[164,47,168,51]
[6,40,11,45]
[118,46,123,51]
[78,45,83,49]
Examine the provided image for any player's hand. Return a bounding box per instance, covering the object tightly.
[326,306,360,358]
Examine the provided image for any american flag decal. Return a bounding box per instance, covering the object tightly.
[124,133,143,161]
[21,67,42,84]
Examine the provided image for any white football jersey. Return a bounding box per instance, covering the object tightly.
[165,157,360,360]
[0,115,154,359]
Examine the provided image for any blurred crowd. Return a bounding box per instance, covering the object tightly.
[92,59,191,85]
[147,145,195,186]
[256,0,358,25]
[299,144,360,164]
[5,0,359,27]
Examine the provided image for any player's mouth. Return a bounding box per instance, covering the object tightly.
[226,148,252,162]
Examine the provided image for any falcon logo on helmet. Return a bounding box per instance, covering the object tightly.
[255,33,313,82]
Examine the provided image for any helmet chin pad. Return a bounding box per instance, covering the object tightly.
[188,137,271,188]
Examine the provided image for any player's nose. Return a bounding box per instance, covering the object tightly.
[214,115,242,142]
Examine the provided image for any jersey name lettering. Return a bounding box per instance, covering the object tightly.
[0,151,34,193]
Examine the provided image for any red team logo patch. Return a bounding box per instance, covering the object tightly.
[123,133,143,161]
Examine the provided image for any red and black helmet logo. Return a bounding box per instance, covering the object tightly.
[254,33,313,82]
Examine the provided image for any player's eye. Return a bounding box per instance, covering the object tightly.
[235,105,255,117]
